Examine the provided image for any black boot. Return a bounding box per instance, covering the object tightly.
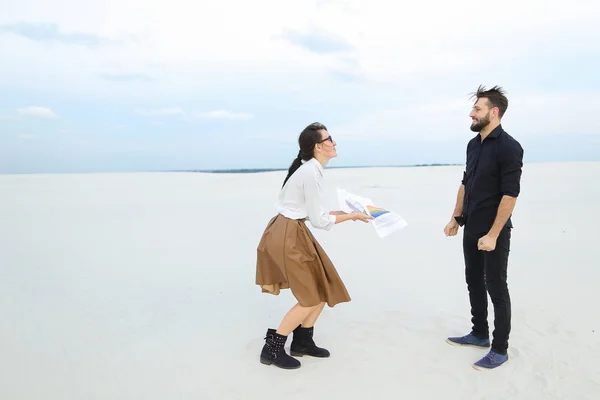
[260,329,301,369]
[290,325,330,358]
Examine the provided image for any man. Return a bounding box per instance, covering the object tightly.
[443,85,524,370]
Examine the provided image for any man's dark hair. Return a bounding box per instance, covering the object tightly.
[470,85,508,118]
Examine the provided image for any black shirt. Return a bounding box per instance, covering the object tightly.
[458,124,524,236]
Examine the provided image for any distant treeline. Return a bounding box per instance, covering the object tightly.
[174,163,460,174]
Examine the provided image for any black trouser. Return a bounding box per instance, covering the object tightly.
[463,226,512,355]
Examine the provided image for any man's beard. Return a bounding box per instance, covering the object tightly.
[470,114,490,132]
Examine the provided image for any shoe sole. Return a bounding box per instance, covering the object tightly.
[472,358,509,371]
[445,338,490,348]
[259,357,301,369]
[290,351,330,358]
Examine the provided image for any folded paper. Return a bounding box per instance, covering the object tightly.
[336,188,408,238]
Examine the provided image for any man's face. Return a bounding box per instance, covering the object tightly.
[469,97,492,132]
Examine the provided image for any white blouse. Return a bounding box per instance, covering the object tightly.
[275,158,336,230]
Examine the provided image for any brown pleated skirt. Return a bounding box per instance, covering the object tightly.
[255,214,351,308]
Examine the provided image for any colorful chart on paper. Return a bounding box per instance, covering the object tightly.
[366,205,390,218]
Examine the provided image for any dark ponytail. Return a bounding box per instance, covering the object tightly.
[281,122,328,188]
[282,151,303,188]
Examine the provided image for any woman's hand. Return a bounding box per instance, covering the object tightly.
[333,211,373,224]
[350,212,373,223]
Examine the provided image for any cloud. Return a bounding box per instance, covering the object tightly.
[279,28,352,54]
[0,0,599,174]
[2,0,598,102]
[331,70,364,83]
[333,89,600,142]
[17,106,58,118]
[0,21,112,47]
[507,91,600,135]
[193,110,254,120]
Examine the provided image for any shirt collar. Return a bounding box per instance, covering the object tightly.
[487,124,503,139]
[306,157,324,177]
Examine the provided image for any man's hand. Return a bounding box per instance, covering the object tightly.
[444,219,459,236]
[477,234,497,251]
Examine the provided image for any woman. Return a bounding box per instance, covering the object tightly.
[255,122,372,369]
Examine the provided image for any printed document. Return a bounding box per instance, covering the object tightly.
[336,188,408,238]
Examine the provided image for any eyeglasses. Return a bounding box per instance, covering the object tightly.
[317,135,333,144]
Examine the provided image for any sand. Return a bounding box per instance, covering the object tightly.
[0,161,599,399]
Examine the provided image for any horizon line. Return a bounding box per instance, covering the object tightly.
[175,162,462,174]
[2,160,599,175]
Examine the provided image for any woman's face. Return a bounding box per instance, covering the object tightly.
[315,129,337,159]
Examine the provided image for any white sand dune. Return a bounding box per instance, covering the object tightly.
[1,162,599,399]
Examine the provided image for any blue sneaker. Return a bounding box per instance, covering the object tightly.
[473,350,508,370]
[446,333,490,348]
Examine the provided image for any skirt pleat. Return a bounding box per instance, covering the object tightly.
[255,214,351,308]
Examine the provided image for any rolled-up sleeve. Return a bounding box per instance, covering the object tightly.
[500,140,524,197]
[303,172,336,230]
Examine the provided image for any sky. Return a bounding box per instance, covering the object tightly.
[1,0,599,173]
